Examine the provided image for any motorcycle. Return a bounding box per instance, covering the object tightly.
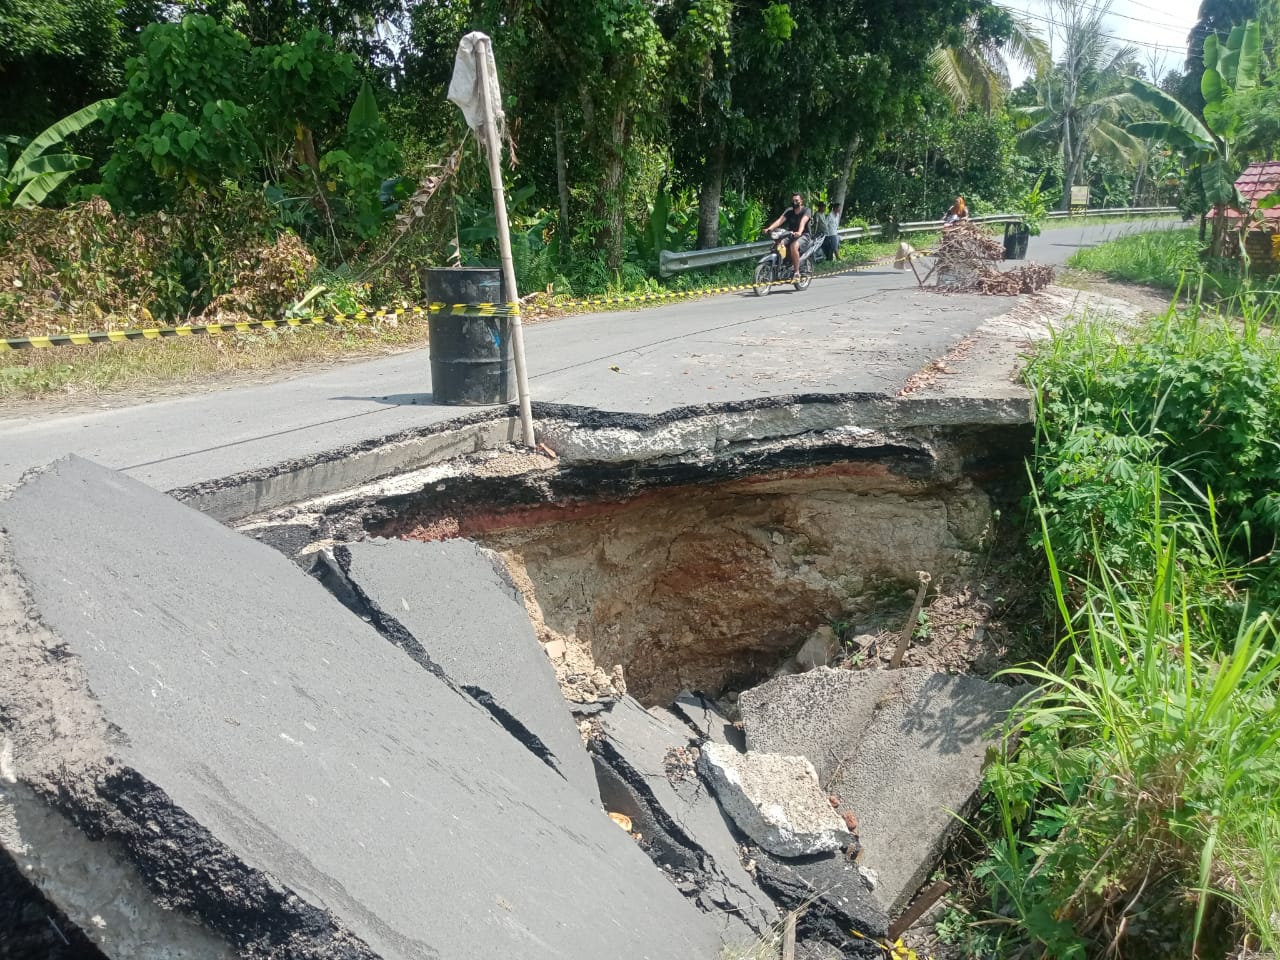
[752,227,820,295]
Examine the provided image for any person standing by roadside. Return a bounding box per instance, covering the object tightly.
[822,202,842,260]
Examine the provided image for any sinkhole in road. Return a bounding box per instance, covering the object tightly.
[363,419,1036,707]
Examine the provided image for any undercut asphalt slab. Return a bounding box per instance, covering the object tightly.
[0,220,1178,491]
[0,455,723,960]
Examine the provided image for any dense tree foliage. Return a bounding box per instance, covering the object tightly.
[6,0,1278,313]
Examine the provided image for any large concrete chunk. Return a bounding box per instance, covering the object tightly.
[0,456,721,960]
[590,697,776,945]
[740,666,1023,916]
[696,744,853,858]
[333,538,598,801]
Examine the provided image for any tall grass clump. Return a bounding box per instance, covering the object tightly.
[1067,229,1201,291]
[967,291,1280,959]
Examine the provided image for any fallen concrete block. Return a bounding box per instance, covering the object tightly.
[0,456,722,960]
[331,538,598,801]
[751,851,885,957]
[740,666,1023,916]
[697,744,853,858]
[590,697,776,944]
[669,691,745,751]
[795,624,838,671]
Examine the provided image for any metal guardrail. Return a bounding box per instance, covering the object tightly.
[658,206,1179,276]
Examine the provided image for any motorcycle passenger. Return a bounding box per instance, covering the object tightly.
[764,192,811,278]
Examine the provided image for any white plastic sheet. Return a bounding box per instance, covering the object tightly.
[447,31,505,137]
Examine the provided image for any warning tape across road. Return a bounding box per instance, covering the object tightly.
[0,256,885,353]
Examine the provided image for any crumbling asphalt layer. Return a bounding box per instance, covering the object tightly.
[588,698,777,944]
[0,456,722,960]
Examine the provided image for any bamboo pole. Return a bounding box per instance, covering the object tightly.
[474,37,535,448]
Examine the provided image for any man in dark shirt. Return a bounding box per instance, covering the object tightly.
[764,192,811,278]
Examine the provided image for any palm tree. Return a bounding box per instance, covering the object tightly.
[1014,0,1144,208]
[932,9,1050,113]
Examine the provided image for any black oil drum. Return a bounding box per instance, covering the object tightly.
[422,267,515,405]
[1003,222,1031,260]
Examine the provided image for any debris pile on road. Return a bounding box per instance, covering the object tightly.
[939,221,1006,264]
[898,221,1056,296]
[975,261,1057,295]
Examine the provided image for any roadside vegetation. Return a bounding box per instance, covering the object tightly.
[1068,226,1280,301]
[940,294,1280,959]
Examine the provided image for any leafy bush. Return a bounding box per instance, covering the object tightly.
[1025,298,1280,591]
[99,15,403,256]
[972,291,1280,960]
[0,192,303,328]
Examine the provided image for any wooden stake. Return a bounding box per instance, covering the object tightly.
[890,571,931,669]
[474,37,536,449]
[888,879,952,941]
[781,911,797,960]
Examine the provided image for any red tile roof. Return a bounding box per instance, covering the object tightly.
[1226,161,1280,229]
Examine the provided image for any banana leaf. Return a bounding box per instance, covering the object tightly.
[11,99,113,177]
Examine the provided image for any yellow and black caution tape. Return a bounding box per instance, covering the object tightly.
[1,256,886,353]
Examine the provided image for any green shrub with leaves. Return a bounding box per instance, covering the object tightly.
[1025,297,1280,590]
[99,15,403,257]
[970,291,1280,960]
[982,505,1280,959]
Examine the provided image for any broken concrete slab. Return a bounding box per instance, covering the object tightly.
[330,538,598,802]
[751,851,885,957]
[590,697,776,945]
[739,667,899,779]
[740,666,1024,917]
[669,691,745,751]
[697,744,853,858]
[0,456,722,960]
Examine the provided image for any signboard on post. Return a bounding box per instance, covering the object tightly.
[447,32,536,448]
[1069,185,1090,215]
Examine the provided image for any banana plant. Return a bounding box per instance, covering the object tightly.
[0,99,113,209]
[1125,21,1260,258]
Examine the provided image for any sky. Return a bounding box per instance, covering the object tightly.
[999,0,1204,87]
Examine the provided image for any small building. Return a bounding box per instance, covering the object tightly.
[1226,161,1280,274]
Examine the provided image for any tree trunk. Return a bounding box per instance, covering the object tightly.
[1061,120,1076,211]
[594,104,629,270]
[828,135,861,210]
[696,142,726,249]
[1131,148,1149,206]
[554,104,570,246]
[1210,208,1227,259]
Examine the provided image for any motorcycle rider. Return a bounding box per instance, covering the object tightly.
[763,192,811,278]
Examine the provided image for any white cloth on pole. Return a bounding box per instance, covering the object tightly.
[447,31,505,136]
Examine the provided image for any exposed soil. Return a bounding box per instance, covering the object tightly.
[378,450,1043,707]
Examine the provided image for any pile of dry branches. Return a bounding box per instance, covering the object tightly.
[938,222,1006,264]
[975,262,1056,295]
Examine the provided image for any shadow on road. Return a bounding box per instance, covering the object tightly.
[332,393,436,406]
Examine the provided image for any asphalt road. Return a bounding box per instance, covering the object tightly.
[0,219,1179,489]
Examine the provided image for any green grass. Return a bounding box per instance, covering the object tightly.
[1067,227,1280,301]
[1066,228,1203,290]
[963,290,1280,959]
